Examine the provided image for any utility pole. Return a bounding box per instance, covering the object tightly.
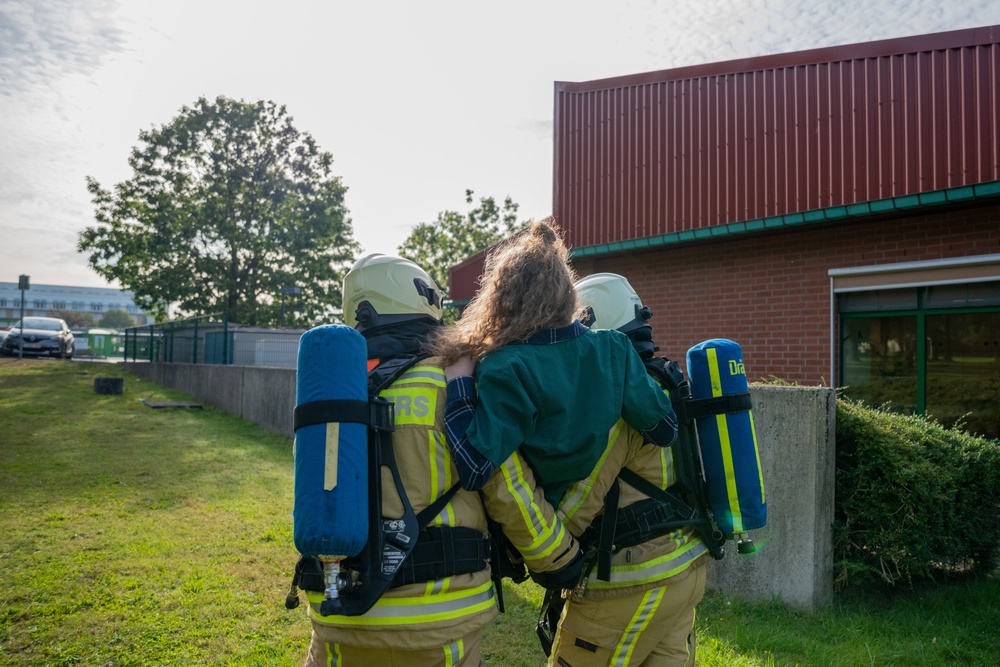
[17,275,29,360]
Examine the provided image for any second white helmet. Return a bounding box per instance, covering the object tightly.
[574,272,651,332]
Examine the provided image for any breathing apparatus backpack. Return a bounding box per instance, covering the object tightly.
[286,324,489,616]
[584,338,767,580]
[538,339,767,657]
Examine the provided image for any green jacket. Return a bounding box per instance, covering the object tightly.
[467,322,673,505]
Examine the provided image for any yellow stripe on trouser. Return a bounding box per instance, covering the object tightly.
[612,587,665,666]
[444,638,464,667]
[309,581,495,626]
[706,348,743,532]
[324,642,342,666]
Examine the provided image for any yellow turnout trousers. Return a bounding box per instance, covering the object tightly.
[549,564,706,667]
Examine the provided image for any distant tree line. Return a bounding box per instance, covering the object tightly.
[49,308,135,330]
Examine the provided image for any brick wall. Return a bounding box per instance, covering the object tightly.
[573,202,1000,384]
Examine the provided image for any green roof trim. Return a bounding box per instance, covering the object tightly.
[569,180,1000,259]
[946,186,975,201]
[974,181,1000,196]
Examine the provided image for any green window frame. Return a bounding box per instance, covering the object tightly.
[839,281,1000,439]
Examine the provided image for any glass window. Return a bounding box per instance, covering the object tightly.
[840,288,918,313]
[840,279,1000,439]
[925,280,1000,308]
[925,312,1000,439]
[840,315,918,416]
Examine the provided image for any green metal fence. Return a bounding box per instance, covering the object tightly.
[124,313,305,368]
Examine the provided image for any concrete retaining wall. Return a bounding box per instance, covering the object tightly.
[124,363,835,611]
[126,362,296,438]
[704,384,836,611]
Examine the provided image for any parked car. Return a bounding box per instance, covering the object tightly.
[0,317,75,359]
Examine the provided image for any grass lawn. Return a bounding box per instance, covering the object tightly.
[2,358,997,666]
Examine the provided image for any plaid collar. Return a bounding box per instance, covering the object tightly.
[522,320,589,345]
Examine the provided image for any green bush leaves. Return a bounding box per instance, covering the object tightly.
[834,398,1000,588]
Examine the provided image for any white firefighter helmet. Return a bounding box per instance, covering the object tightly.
[574,272,651,332]
[343,253,443,331]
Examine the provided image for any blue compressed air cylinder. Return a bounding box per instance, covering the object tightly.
[686,339,766,535]
[293,324,368,558]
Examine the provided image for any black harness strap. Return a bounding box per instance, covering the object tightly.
[618,468,696,520]
[416,482,461,526]
[293,398,395,432]
[368,354,422,395]
[675,392,753,423]
[596,479,621,582]
[587,473,712,582]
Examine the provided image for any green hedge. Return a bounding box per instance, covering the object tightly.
[834,397,1000,588]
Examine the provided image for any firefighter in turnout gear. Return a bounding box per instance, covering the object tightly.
[495,273,711,667]
[298,253,500,667]
[297,253,579,665]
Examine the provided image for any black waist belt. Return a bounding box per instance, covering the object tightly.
[295,526,489,593]
[582,491,704,554]
[390,526,490,587]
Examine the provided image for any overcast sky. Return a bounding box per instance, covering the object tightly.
[2,0,998,289]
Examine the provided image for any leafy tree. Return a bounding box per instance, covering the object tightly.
[79,96,359,326]
[98,308,135,330]
[397,190,526,298]
[50,310,96,329]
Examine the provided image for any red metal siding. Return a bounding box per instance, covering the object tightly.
[553,26,1000,250]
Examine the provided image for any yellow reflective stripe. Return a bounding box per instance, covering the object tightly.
[585,536,708,590]
[325,642,341,666]
[659,446,672,488]
[444,638,464,667]
[612,587,664,666]
[707,348,743,532]
[750,409,765,504]
[425,575,451,595]
[309,581,495,626]
[559,420,623,522]
[428,430,455,526]
[500,455,566,561]
[393,365,447,387]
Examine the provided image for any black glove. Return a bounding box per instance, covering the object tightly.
[528,547,586,592]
